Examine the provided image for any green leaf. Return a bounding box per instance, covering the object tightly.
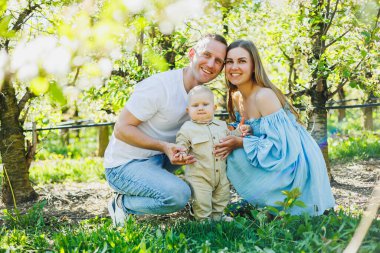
[48,81,67,106]
[274,201,285,207]
[145,50,169,72]
[349,81,357,88]
[343,69,351,78]
[266,206,279,214]
[0,15,16,38]
[281,190,289,196]
[287,199,294,206]
[30,77,49,96]
[294,200,307,208]
[0,0,7,16]
[361,31,371,38]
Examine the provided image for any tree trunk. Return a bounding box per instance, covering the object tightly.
[162,34,175,69]
[308,80,332,180]
[136,30,144,67]
[338,88,346,122]
[0,79,38,205]
[307,0,332,180]
[363,107,373,131]
[97,126,109,157]
[363,93,375,131]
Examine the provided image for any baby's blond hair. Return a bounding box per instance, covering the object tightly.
[188,86,214,105]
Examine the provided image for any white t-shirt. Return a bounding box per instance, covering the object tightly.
[104,69,189,168]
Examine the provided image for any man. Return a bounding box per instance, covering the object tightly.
[104,34,227,226]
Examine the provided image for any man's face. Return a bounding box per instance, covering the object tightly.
[189,38,227,84]
[187,92,216,122]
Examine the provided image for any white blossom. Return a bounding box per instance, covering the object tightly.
[160,0,204,34]
[73,56,92,67]
[159,21,175,35]
[98,58,113,77]
[17,63,39,81]
[122,0,147,13]
[11,36,57,72]
[164,0,204,24]
[43,46,72,78]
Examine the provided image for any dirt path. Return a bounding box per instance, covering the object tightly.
[1,159,379,224]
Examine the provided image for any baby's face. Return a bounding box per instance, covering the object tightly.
[187,92,216,122]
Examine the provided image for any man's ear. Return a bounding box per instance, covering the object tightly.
[186,107,189,113]
[188,48,196,60]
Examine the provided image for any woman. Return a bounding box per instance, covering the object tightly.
[214,40,335,215]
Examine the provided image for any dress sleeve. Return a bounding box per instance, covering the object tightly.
[176,125,191,152]
[242,109,302,171]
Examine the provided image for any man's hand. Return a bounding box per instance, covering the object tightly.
[163,143,196,165]
[214,135,243,159]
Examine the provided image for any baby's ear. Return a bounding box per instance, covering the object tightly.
[214,104,217,111]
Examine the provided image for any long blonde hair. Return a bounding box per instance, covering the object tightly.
[226,40,301,122]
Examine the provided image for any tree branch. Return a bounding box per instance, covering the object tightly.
[19,105,30,126]
[325,28,351,48]
[111,69,128,78]
[330,7,380,99]
[286,88,310,99]
[328,58,365,98]
[280,47,296,94]
[323,0,339,35]
[325,0,331,18]
[70,67,81,86]
[17,88,36,112]
[4,3,41,51]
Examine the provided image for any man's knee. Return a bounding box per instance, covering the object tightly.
[163,183,191,211]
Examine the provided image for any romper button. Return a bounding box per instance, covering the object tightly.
[216,159,218,161]
[216,170,219,172]
[213,136,216,139]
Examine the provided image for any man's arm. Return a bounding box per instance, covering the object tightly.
[114,107,195,165]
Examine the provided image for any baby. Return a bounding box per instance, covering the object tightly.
[176,86,249,221]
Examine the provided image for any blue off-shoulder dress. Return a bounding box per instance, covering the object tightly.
[227,108,335,215]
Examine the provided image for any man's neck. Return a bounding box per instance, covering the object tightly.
[183,67,199,93]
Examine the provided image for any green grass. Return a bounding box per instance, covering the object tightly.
[29,158,105,184]
[1,202,379,252]
[32,128,99,160]
[329,132,380,163]
[1,110,379,251]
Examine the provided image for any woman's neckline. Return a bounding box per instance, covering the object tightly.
[246,108,285,122]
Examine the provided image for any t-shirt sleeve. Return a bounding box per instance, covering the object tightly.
[125,78,165,121]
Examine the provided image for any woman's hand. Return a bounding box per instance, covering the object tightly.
[214,135,243,159]
[163,143,195,165]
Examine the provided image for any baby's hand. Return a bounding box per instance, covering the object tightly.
[239,124,252,136]
[174,151,188,161]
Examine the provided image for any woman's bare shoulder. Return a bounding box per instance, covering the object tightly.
[255,88,282,116]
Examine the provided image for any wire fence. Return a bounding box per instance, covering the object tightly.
[23,102,380,132]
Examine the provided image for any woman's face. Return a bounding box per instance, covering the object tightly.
[225,47,254,87]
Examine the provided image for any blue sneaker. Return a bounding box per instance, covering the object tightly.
[108,194,127,226]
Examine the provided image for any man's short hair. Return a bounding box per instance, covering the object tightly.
[194,34,227,51]
[188,86,215,104]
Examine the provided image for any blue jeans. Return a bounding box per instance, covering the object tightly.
[105,154,191,215]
